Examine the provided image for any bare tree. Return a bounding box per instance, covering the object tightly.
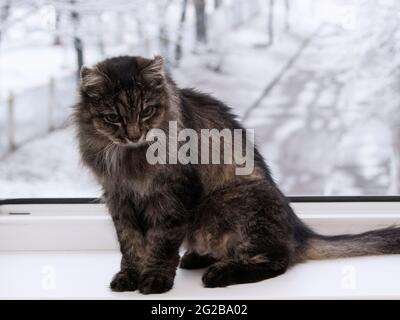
[0,0,11,43]
[70,0,84,77]
[194,0,207,45]
[267,0,275,46]
[157,0,171,63]
[0,1,40,45]
[53,10,62,45]
[175,0,188,66]
[284,0,290,32]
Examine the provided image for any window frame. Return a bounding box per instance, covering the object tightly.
[1,195,400,251]
[2,196,400,299]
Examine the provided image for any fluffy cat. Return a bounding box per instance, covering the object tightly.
[74,55,400,294]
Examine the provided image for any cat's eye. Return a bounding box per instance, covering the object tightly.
[104,114,120,123]
[141,106,155,118]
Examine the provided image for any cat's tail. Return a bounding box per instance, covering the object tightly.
[303,226,400,260]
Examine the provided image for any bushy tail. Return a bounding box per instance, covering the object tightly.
[304,226,400,260]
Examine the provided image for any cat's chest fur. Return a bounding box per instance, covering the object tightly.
[98,145,160,197]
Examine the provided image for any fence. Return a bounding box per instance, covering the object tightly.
[0,75,78,158]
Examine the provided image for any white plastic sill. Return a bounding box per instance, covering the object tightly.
[1,201,400,299]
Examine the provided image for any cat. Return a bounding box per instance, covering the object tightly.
[74,55,400,294]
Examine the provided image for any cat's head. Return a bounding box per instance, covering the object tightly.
[77,55,178,146]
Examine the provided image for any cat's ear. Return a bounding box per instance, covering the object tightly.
[80,66,108,98]
[141,55,165,88]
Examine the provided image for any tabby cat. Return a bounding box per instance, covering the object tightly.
[74,55,400,294]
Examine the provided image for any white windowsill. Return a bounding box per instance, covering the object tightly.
[1,201,400,299]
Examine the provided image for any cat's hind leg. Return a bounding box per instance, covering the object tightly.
[196,181,293,288]
[180,251,217,270]
[202,255,288,288]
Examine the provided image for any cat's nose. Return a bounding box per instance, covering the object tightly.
[126,125,142,142]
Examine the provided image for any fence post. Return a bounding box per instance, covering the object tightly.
[390,126,400,194]
[7,91,16,151]
[48,77,55,132]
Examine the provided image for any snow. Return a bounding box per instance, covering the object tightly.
[172,14,308,119]
[0,127,100,197]
[0,46,74,97]
[1,0,400,198]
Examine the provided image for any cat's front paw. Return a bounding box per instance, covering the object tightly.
[110,270,138,292]
[138,272,174,294]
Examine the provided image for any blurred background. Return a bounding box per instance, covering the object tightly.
[0,0,399,198]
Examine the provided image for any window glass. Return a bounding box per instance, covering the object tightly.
[0,0,399,198]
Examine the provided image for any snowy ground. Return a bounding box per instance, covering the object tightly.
[0,127,100,197]
[1,0,400,198]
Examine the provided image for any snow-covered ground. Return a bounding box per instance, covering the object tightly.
[1,0,400,198]
[0,127,100,197]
